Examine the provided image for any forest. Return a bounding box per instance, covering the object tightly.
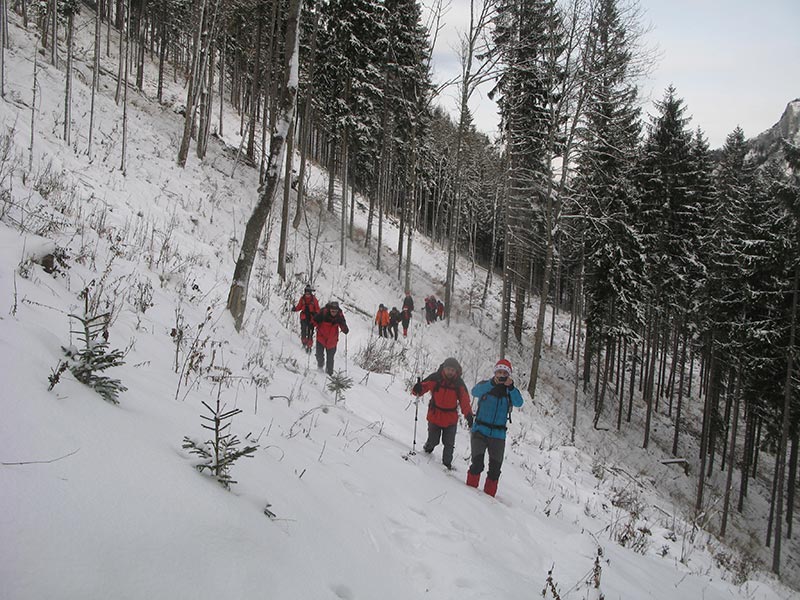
[3,0,799,578]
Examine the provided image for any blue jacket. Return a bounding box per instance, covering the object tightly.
[471,379,524,439]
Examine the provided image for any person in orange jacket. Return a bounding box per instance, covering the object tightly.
[411,357,473,470]
[312,301,349,375]
[292,285,320,353]
[375,304,390,337]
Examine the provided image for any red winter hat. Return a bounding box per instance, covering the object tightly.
[494,358,512,375]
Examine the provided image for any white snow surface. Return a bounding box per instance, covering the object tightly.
[1,9,797,600]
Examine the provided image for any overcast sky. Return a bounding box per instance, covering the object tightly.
[426,0,800,148]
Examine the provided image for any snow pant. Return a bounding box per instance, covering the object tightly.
[423,422,457,468]
[401,317,410,336]
[468,431,506,480]
[300,319,314,350]
[378,325,388,337]
[389,323,398,340]
[316,342,337,375]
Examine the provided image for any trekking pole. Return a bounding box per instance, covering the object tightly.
[410,377,421,455]
[345,334,348,373]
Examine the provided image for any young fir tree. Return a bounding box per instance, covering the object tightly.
[49,288,128,404]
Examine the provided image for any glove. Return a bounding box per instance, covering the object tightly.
[465,413,474,428]
[342,326,349,335]
[412,382,423,396]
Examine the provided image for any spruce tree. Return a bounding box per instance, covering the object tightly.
[575,0,643,420]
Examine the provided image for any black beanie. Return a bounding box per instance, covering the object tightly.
[442,357,461,371]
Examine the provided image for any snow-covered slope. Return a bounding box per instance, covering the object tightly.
[0,9,794,600]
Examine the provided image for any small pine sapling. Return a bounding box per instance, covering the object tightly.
[326,370,353,403]
[48,286,127,403]
[182,392,258,490]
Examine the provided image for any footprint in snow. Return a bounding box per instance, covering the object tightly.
[330,583,354,599]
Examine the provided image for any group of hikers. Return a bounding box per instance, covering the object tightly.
[292,286,349,375]
[293,285,521,498]
[424,295,445,324]
[374,291,416,339]
[412,357,523,498]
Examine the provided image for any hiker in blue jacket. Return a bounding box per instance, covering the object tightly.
[466,358,524,497]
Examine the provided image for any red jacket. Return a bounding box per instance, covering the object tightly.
[313,307,349,349]
[294,294,320,321]
[414,373,472,428]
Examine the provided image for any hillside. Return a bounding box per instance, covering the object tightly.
[0,8,796,600]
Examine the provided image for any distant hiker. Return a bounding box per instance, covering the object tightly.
[411,357,473,470]
[402,291,415,313]
[375,304,390,338]
[400,306,412,337]
[292,285,320,353]
[290,169,299,190]
[425,296,437,325]
[388,307,401,340]
[312,301,349,375]
[436,299,444,321]
[466,358,524,497]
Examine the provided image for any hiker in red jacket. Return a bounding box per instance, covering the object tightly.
[425,296,437,324]
[292,285,320,353]
[312,301,349,375]
[411,357,474,470]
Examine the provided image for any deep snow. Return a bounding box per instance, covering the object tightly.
[1,8,796,600]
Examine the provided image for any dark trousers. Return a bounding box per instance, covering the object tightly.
[300,319,314,347]
[401,318,410,335]
[378,325,388,337]
[468,431,506,480]
[316,342,337,375]
[424,422,457,467]
[389,323,398,340]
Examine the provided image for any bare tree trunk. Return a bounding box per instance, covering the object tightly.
[672,329,688,456]
[786,428,798,538]
[340,126,348,266]
[772,266,798,572]
[63,11,74,146]
[720,373,740,537]
[157,2,166,101]
[0,0,6,98]
[481,187,499,308]
[445,0,495,323]
[177,0,212,167]
[50,0,56,66]
[28,43,38,172]
[88,1,101,158]
[571,259,583,444]
[696,345,719,513]
[642,314,660,448]
[293,14,319,229]
[218,37,224,135]
[115,0,125,104]
[277,120,295,279]
[326,143,336,212]
[120,0,131,175]
[196,34,215,159]
[246,4,265,160]
[227,0,304,330]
